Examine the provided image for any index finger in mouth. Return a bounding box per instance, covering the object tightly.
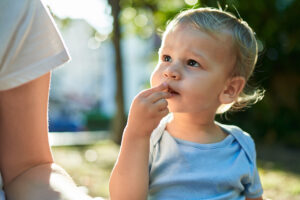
[148,91,171,103]
[141,82,169,97]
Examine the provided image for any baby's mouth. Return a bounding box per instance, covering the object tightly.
[168,87,179,95]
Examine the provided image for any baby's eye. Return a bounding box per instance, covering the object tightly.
[187,59,200,68]
[162,55,172,62]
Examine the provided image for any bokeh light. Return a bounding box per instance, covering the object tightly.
[122,7,137,21]
[185,0,198,6]
[85,149,98,162]
[88,37,101,49]
[134,14,148,27]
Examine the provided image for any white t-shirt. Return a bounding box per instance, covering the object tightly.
[0,0,70,197]
[0,0,70,91]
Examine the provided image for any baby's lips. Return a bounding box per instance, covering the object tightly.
[164,87,173,98]
[166,91,172,98]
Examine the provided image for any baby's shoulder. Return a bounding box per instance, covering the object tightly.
[217,122,257,162]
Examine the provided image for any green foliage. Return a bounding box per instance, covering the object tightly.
[119,0,201,39]
[215,0,300,147]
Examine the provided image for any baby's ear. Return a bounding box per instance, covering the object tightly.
[219,76,246,104]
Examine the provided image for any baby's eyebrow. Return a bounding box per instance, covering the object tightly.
[187,50,210,68]
[158,47,171,54]
[188,50,206,60]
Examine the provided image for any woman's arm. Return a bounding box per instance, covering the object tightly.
[4,163,93,200]
[0,73,53,185]
[0,73,93,200]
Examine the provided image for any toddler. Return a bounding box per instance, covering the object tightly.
[110,7,264,200]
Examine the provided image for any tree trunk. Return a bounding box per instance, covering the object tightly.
[109,0,126,144]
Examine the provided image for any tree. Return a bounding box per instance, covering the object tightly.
[109,0,127,144]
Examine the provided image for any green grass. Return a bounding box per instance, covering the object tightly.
[52,140,119,198]
[258,162,300,200]
[52,140,300,200]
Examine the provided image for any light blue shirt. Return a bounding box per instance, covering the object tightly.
[0,174,4,200]
[149,114,263,200]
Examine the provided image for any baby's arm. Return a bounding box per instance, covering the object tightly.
[109,83,170,200]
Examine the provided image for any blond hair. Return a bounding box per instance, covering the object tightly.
[164,7,265,113]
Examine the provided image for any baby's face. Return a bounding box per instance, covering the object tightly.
[150,24,237,114]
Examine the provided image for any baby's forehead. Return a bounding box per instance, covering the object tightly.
[169,23,232,40]
[161,24,235,51]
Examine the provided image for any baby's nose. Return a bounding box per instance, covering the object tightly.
[163,67,180,80]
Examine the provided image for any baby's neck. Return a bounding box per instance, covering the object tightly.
[166,112,227,144]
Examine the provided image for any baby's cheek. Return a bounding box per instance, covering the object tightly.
[185,84,205,99]
[150,68,161,87]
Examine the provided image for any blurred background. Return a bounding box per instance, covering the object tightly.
[44,0,300,199]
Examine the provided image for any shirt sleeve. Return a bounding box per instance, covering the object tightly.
[0,173,5,200]
[243,145,264,198]
[149,114,172,172]
[0,0,70,91]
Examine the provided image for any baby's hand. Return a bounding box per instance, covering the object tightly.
[125,82,170,138]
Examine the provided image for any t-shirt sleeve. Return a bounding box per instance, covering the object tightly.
[148,114,171,172]
[0,173,4,200]
[149,127,158,172]
[149,137,154,172]
[0,0,70,91]
[243,140,264,198]
[244,165,263,198]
